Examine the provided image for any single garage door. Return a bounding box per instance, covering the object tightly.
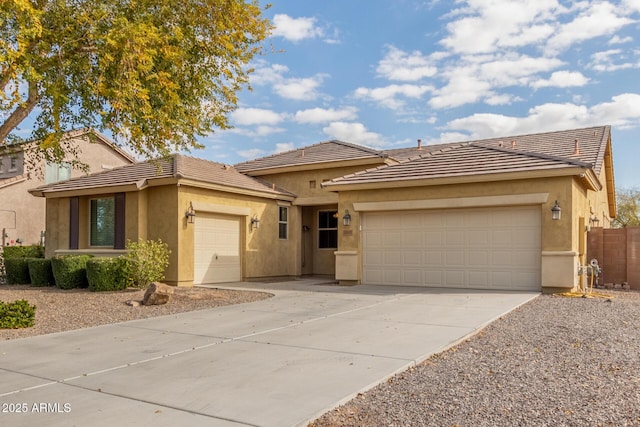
[194,213,241,284]
[362,206,541,291]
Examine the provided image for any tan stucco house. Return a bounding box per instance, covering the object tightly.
[1,129,135,247]
[29,125,616,293]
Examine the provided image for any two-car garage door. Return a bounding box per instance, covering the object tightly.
[362,206,541,291]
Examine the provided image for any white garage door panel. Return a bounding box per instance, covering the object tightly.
[362,206,541,291]
[194,213,241,285]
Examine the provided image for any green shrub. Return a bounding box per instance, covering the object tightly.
[123,239,171,289]
[4,258,33,285]
[51,255,93,289]
[3,245,45,259]
[87,257,128,292]
[0,299,36,329]
[28,258,55,287]
[1,246,44,284]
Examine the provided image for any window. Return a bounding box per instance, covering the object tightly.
[0,156,3,173]
[9,156,17,171]
[45,162,72,184]
[278,207,288,240]
[318,210,338,249]
[90,197,115,247]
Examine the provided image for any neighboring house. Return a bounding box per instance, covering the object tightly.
[29,125,616,293]
[1,129,135,247]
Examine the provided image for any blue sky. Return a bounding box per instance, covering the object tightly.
[199,0,640,189]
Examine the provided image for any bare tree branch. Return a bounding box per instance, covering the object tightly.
[0,81,40,143]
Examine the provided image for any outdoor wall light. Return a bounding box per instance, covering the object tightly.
[551,200,561,221]
[589,214,600,227]
[185,203,196,224]
[342,209,351,226]
[250,216,261,230]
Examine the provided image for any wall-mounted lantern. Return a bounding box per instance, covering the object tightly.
[551,200,561,221]
[250,216,261,230]
[185,203,196,224]
[589,214,600,227]
[342,209,351,226]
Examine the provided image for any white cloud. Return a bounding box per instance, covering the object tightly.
[546,2,634,52]
[250,61,329,101]
[624,0,640,12]
[589,49,639,72]
[230,108,285,126]
[429,67,493,109]
[273,74,328,101]
[322,122,386,147]
[294,107,358,124]
[354,84,432,109]
[530,70,590,89]
[428,52,564,109]
[609,35,633,45]
[271,14,324,42]
[274,142,295,153]
[249,62,289,86]
[237,148,265,159]
[440,0,561,54]
[479,54,564,87]
[442,93,640,140]
[376,46,438,81]
[589,93,640,127]
[255,126,286,136]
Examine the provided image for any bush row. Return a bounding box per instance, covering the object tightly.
[2,239,170,292]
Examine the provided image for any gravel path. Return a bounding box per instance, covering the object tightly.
[310,290,640,427]
[0,284,272,341]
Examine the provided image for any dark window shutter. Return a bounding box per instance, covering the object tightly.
[69,197,79,249]
[114,193,126,249]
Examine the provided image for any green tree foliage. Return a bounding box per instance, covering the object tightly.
[612,188,640,228]
[1,0,271,160]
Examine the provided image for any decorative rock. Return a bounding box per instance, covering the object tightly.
[614,283,622,289]
[605,283,614,289]
[143,282,174,306]
[125,300,141,307]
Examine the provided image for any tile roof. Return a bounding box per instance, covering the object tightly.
[0,174,28,189]
[30,154,295,198]
[234,140,387,173]
[325,126,611,187]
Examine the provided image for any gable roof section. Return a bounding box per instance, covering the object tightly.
[1,128,136,164]
[66,129,137,164]
[234,140,388,174]
[29,154,295,199]
[324,126,611,190]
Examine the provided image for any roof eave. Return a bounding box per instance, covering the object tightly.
[323,167,591,192]
[178,178,296,201]
[239,157,388,176]
[29,183,145,198]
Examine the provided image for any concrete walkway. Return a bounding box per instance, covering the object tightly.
[0,279,538,427]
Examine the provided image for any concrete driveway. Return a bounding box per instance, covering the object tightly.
[0,279,538,427]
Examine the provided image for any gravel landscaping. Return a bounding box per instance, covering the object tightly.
[310,290,640,427]
[0,284,272,341]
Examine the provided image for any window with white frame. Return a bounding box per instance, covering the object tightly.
[90,197,115,247]
[318,210,338,249]
[278,206,288,240]
[9,156,18,171]
[45,162,72,184]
